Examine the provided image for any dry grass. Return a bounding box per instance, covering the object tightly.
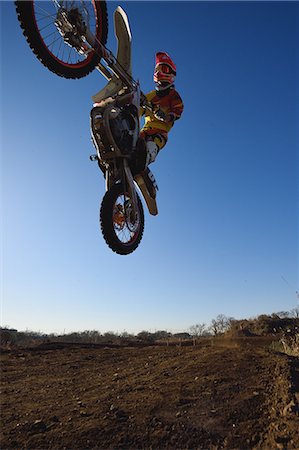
[272,332,299,356]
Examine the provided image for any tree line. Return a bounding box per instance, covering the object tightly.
[1,308,298,347]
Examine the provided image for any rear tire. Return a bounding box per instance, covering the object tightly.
[100,183,144,255]
[15,0,108,79]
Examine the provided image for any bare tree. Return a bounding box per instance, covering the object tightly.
[210,319,220,336]
[137,331,155,342]
[276,311,290,319]
[210,314,234,336]
[120,331,134,340]
[290,307,299,318]
[189,323,207,337]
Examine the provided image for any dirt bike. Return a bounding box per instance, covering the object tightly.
[15,1,159,255]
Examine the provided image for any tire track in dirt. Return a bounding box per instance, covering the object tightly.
[260,354,299,449]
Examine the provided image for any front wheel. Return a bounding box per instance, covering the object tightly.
[15,1,108,79]
[100,183,144,255]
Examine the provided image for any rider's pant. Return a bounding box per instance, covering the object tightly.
[132,128,168,198]
[140,128,168,153]
[140,127,168,167]
[132,127,167,175]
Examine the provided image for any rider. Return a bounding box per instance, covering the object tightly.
[137,52,184,193]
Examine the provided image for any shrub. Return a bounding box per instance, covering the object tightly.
[279,332,299,356]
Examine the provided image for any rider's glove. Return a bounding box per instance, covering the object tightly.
[154,108,167,122]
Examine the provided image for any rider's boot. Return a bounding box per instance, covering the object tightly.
[132,138,158,172]
[132,139,158,198]
[140,141,159,198]
[145,141,159,167]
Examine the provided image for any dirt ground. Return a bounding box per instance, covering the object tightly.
[1,337,299,449]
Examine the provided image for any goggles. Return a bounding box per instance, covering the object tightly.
[155,64,175,75]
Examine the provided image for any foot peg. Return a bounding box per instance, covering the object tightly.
[89,154,98,161]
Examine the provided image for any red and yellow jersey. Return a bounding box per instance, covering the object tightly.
[141,88,184,133]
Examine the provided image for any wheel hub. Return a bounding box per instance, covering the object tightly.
[55,8,87,51]
[113,201,139,233]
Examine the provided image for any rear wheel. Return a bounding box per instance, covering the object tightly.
[15,1,108,79]
[100,183,144,255]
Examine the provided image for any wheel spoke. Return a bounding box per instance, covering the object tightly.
[57,37,63,59]
[43,30,58,41]
[112,194,140,245]
[48,34,63,52]
[35,4,57,19]
[33,1,97,67]
[35,14,55,23]
[52,0,61,10]
[38,21,54,33]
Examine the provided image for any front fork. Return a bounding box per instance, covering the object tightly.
[122,160,139,220]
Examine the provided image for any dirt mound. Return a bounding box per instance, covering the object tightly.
[226,328,257,337]
[1,338,299,449]
[227,316,299,337]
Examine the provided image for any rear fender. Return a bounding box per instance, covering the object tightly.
[92,7,132,103]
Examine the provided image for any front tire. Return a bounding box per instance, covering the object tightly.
[100,183,144,255]
[15,1,108,79]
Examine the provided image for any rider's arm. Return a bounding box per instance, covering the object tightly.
[140,91,153,117]
[169,90,184,122]
[154,90,184,124]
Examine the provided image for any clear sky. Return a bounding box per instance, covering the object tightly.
[1,1,298,335]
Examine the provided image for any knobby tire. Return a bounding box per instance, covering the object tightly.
[15,1,108,79]
[100,183,144,255]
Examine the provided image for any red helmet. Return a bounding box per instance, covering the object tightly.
[154,52,176,90]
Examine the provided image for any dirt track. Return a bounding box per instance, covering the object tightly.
[1,338,299,449]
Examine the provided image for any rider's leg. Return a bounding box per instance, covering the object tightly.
[139,129,168,170]
[145,140,159,167]
[137,131,167,198]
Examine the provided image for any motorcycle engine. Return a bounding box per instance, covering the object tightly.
[109,106,137,154]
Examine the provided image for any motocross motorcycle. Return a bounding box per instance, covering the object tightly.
[15,1,159,255]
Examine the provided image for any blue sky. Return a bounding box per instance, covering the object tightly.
[1,1,298,334]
